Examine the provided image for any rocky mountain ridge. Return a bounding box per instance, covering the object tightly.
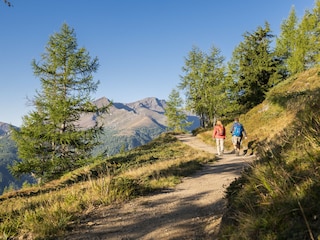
[77,97,198,154]
[79,97,167,133]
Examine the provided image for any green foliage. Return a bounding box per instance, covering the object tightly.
[179,0,320,121]
[106,177,143,203]
[218,69,320,240]
[179,45,232,126]
[275,1,320,77]
[229,22,283,112]
[292,4,320,72]
[275,6,298,77]
[10,23,110,182]
[165,89,190,132]
[3,2,320,239]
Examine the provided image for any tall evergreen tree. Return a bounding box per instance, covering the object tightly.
[10,23,109,182]
[296,1,320,70]
[311,0,320,66]
[229,22,281,111]
[179,45,229,127]
[179,46,205,126]
[275,6,298,77]
[164,89,190,132]
[286,10,311,74]
[277,0,320,75]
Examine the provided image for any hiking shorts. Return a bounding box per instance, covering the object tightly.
[232,136,242,146]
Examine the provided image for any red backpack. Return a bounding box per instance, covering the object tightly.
[217,126,225,136]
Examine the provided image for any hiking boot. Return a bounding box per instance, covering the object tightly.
[235,150,240,156]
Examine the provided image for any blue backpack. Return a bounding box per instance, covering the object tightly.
[233,123,243,137]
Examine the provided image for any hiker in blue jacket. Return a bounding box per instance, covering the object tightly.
[230,118,247,156]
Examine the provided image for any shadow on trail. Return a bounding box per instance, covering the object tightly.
[64,159,252,240]
[196,159,250,177]
[65,191,225,240]
[63,134,255,240]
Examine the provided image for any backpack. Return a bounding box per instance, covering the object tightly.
[217,126,225,136]
[233,123,243,137]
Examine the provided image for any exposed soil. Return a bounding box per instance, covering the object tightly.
[63,134,255,240]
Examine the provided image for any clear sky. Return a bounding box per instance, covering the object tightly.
[0,0,316,126]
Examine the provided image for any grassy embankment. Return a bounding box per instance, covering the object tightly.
[1,67,320,240]
[196,68,320,239]
[0,133,215,239]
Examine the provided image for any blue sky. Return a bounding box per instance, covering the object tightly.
[0,0,315,126]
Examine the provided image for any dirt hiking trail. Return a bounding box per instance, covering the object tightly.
[64,134,256,240]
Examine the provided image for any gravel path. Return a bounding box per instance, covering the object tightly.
[64,134,255,240]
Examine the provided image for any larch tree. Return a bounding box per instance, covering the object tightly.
[179,46,205,126]
[277,0,320,76]
[10,23,109,182]
[285,9,311,74]
[201,46,229,125]
[179,45,229,127]
[310,0,320,66]
[164,89,190,132]
[296,1,320,70]
[275,6,298,78]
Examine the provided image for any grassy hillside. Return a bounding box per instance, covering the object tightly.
[1,68,320,239]
[0,133,214,239]
[199,68,320,153]
[197,67,320,239]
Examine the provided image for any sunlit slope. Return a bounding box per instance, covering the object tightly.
[218,67,320,239]
[200,67,320,154]
[243,67,320,141]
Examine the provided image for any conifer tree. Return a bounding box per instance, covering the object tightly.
[179,46,205,126]
[165,89,190,132]
[285,9,310,75]
[179,45,230,127]
[309,0,320,66]
[275,6,298,77]
[228,22,282,111]
[10,23,109,181]
[294,1,320,71]
[276,1,320,76]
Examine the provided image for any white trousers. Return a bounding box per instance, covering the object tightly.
[215,138,224,155]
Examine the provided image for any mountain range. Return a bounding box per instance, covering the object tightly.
[0,97,200,193]
[79,97,199,155]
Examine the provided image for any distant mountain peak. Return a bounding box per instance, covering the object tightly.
[0,122,13,136]
[93,97,111,107]
[127,97,166,113]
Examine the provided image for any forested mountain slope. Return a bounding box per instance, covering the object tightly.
[0,123,34,194]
